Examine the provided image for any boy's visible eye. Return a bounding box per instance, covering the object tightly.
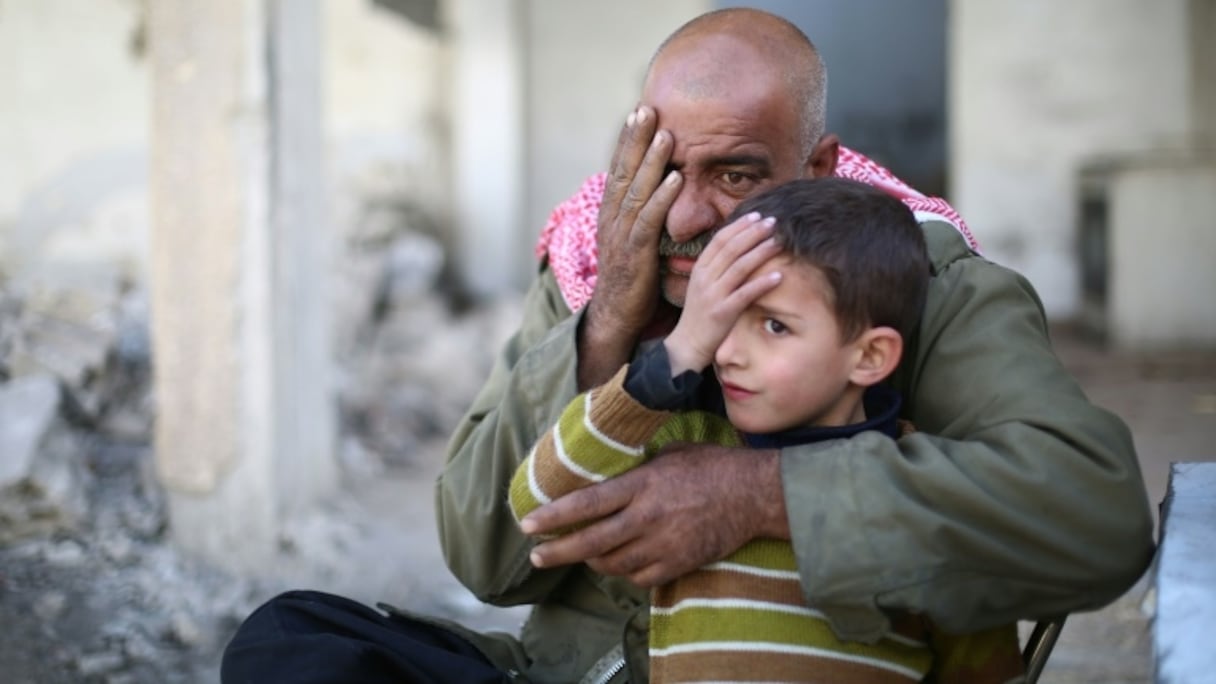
[763,318,787,335]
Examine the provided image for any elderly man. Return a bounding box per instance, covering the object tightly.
[222,8,1154,684]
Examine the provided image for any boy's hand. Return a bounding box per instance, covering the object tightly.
[663,213,782,374]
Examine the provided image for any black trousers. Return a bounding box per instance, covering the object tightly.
[220,590,515,684]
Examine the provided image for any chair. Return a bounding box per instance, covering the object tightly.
[1022,616,1067,683]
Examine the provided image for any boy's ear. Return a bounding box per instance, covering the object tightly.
[849,327,903,387]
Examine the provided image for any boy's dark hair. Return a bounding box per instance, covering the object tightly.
[727,177,930,343]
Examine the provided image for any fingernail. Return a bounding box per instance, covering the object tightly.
[652,130,666,149]
[665,170,680,185]
[627,111,636,127]
[637,107,648,124]
[530,550,545,567]
[770,271,782,282]
[762,216,776,227]
[520,517,536,534]
[746,212,761,222]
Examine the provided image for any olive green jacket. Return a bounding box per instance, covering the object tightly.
[434,222,1155,684]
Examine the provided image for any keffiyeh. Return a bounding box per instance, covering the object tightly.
[535,146,978,313]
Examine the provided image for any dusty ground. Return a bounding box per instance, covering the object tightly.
[1028,330,1216,684]
[1,313,1212,683]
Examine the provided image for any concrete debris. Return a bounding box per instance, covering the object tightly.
[0,374,89,543]
[3,287,117,386]
[0,374,61,487]
[75,651,127,678]
[0,265,526,682]
[33,590,68,622]
[42,539,87,567]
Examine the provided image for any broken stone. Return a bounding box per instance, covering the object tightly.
[383,230,445,304]
[43,539,87,567]
[119,629,158,664]
[338,436,385,482]
[99,533,136,565]
[0,374,89,542]
[75,650,126,678]
[112,288,150,368]
[34,590,68,622]
[0,374,60,487]
[166,610,204,648]
[119,497,165,540]
[7,286,118,392]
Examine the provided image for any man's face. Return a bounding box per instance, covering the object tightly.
[643,63,809,306]
[713,257,863,433]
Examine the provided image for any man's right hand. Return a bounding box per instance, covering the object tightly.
[578,106,683,390]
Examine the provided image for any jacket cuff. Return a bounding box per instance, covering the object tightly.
[623,341,704,411]
[780,437,892,643]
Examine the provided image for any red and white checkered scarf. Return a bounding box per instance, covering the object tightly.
[536,146,978,313]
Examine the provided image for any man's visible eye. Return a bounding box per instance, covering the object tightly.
[721,172,758,193]
[763,318,788,335]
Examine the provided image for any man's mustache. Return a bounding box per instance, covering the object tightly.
[658,231,713,259]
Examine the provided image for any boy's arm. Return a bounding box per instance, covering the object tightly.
[508,365,674,525]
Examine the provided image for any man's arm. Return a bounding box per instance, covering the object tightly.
[781,223,1155,640]
[526,441,789,588]
[526,223,1154,638]
[436,267,584,605]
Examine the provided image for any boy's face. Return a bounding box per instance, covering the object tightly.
[713,257,864,434]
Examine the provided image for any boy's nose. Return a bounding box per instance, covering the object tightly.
[714,325,746,369]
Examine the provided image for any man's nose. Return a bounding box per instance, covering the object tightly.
[665,183,722,244]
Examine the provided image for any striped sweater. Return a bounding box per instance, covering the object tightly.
[509,366,1024,683]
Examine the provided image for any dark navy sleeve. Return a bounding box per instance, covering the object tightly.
[623,341,704,411]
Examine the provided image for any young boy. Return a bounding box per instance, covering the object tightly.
[509,178,1024,683]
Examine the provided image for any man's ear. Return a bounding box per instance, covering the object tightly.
[849,326,902,387]
[806,133,840,178]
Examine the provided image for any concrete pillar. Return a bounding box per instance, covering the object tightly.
[445,0,526,298]
[1191,0,1216,151]
[1104,156,1216,348]
[148,0,335,573]
[949,0,1194,318]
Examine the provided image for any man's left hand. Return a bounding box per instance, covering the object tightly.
[521,444,789,587]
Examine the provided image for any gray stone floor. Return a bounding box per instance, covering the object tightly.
[1024,329,1215,684]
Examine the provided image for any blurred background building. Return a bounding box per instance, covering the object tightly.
[1,0,1212,587]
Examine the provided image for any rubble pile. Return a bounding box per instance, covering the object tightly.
[0,281,229,683]
[0,227,523,682]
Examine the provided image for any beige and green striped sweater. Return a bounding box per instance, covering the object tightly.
[509,366,1024,683]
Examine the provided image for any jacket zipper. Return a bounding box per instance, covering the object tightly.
[588,656,626,684]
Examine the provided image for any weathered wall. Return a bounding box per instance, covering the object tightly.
[950,0,1196,318]
[517,0,711,286]
[0,1,149,288]
[0,0,447,296]
[1103,157,1216,348]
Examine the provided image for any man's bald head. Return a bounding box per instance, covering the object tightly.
[645,8,828,159]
